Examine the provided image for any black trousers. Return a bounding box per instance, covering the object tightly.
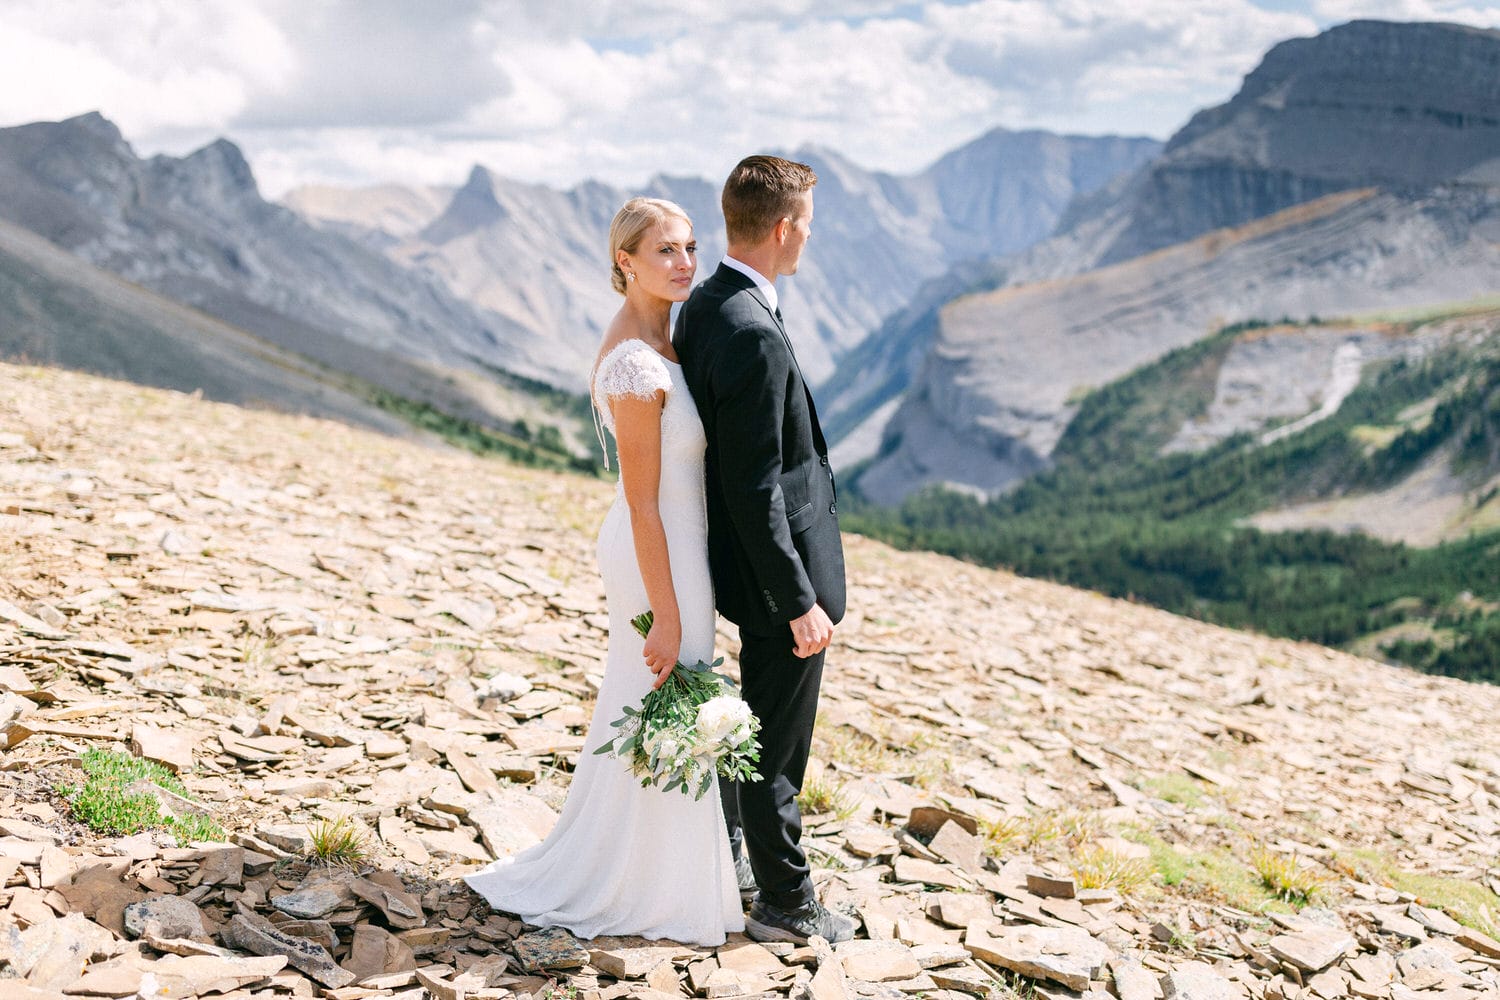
[721,627,825,910]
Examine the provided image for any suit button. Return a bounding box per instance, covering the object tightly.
[819,456,828,466]
[829,503,837,515]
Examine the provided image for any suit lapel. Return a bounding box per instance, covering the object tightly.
[709,264,829,456]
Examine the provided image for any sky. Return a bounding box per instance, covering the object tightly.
[2,0,1498,199]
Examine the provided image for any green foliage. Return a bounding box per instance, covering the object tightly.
[845,328,1500,682]
[58,748,226,844]
[1338,849,1500,935]
[370,390,600,475]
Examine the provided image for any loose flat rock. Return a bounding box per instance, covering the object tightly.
[270,875,355,920]
[144,953,289,998]
[349,871,425,929]
[1109,958,1162,1000]
[836,939,922,982]
[893,856,969,890]
[1267,928,1357,972]
[123,894,207,940]
[717,940,786,976]
[932,893,993,930]
[843,824,899,859]
[1161,961,1238,1000]
[964,924,1110,992]
[590,945,685,979]
[928,821,985,877]
[514,926,590,972]
[130,723,195,773]
[1456,927,1500,958]
[223,912,355,988]
[13,912,121,990]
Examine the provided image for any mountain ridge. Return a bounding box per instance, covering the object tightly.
[287,127,1161,387]
[845,19,1500,505]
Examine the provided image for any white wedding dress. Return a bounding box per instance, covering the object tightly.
[465,339,743,945]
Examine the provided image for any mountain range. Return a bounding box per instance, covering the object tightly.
[846,18,1500,507]
[2,19,1497,541]
[287,131,1160,386]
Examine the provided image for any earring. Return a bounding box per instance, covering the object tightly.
[627,272,636,282]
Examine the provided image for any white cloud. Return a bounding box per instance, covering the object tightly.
[2,0,1496,197]
[235,0,509,128]
[1312,0,1499,25]
[0,1,286,138]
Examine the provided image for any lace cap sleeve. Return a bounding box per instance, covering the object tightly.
[595,341,672,403]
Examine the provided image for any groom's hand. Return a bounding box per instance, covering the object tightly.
[790,604,834,659]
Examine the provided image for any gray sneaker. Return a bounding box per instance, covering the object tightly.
[745,897,856,944]
[734,854,758,903]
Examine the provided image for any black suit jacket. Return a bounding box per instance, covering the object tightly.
[674,263,845,635]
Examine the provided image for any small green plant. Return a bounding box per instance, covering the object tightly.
[307,816,370,868]
[58,748,225,844]
[1141,773,1206,808]
[1070,845,1155,893]
[1250,846,1326,905]
[1338,849,1500,934]
[797,776,856,820]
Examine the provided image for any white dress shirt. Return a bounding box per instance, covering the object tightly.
[721,255,778,314]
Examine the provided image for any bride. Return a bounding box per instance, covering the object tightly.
[464,198,743,945]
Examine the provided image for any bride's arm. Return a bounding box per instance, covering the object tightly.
[612,391,681,687]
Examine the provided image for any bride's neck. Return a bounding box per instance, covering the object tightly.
[621,294,673,345]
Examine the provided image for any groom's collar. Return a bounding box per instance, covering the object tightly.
[721,255,778,313]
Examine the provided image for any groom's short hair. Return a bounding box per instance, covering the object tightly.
[722,155,817,245]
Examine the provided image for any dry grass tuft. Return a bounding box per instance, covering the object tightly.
[798,776,857,820]
[980,810,1104,857]
[308,816,370,868]
[1250,845,1326,905]
[1070,845,1156,893]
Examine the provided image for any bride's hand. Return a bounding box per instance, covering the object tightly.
[643,614,681,688]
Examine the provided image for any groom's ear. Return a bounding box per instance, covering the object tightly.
[773,217,791,244]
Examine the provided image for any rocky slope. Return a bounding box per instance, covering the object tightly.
[289,131,1160,386]
[0,217,427,439]
[3,361,1500,999]
[827,20,1500,482]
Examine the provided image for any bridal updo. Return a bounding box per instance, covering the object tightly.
[609,197,692,295]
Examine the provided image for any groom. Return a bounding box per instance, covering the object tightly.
[674,155,853,944]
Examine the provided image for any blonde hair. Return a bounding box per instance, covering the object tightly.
[609,197,692,295]
[722,155,817,245]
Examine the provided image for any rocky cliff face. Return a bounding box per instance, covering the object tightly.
[288,130,1159,386]
[0,112,564,407]
[1091,19,1500,265]
[857,185,1500,505]
[0,216,411,436]
[836,20,1500,499]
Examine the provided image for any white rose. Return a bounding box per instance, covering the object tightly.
[696,696,753,745]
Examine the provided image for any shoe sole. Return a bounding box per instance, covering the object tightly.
[743,915,809,943]
[744,915,854,945]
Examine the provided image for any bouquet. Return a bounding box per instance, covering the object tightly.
[594,611,763,800]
